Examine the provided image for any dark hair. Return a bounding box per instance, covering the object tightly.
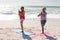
[42,7,46,10]
[21,6,24,9]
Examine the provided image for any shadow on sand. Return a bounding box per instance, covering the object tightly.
[22,32,32,40]
[44,33,57,40]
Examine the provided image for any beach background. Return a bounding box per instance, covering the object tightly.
[0,6,60,40]
[0,0,60,40]
[0,6,60,28]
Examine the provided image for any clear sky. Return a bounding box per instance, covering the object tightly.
[0,0,60,6]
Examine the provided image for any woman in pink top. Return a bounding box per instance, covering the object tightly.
[38,7,47,34]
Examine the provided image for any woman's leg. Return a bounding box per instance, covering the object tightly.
[41,20,46,34]
[20,22,24,32]
[20,19,24,32]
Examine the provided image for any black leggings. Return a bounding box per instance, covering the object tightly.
[41,20,46,27]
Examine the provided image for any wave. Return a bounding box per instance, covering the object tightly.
[0,14,60,21]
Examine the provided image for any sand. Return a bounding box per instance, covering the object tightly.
[0,18,60,40]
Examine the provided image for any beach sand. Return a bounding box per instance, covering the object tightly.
[0,18,60,40]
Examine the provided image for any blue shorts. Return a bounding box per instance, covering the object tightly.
[41,20,46,26]
[20,19,25,23]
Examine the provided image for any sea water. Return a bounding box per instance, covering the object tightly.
[0,6,60,20]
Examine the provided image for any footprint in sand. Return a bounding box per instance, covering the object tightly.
[12,39,19,40]
[58,35,60,37]
[0,39,3,40]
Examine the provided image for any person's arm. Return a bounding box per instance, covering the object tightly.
[18,11,20,15]
[38,12,42,17]
[42,12,47,16]
[24,11,25,15]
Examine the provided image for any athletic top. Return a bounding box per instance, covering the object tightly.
[41,11,47,20]
[18,11,25,19]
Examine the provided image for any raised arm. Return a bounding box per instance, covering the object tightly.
[38,12,42,17]
[18,11,20,15]
[23,11,25,15]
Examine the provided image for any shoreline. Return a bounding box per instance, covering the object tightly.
[0,14,60,21]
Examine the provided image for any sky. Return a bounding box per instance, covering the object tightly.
[0,0,60,6]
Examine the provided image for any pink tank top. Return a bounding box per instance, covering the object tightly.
[41,11,47,20]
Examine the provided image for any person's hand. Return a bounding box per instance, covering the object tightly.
[38,15,39,17]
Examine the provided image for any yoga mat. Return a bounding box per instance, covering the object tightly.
[12,29,32,35]
[32,30,55,38]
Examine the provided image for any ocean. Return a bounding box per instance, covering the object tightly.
[0,6,60,20]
